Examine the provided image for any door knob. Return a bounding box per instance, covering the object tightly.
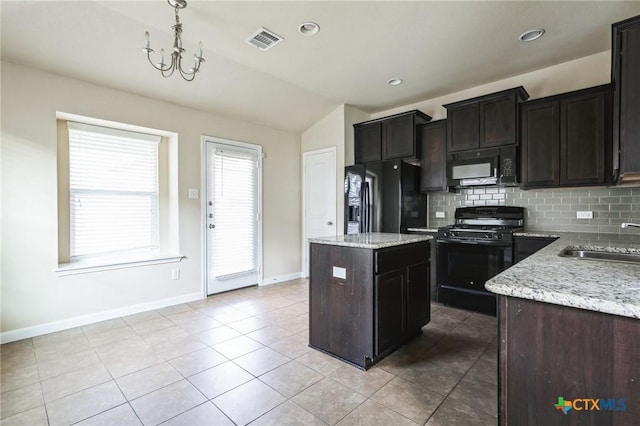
[209,224,216,229]
[327,221,333,226]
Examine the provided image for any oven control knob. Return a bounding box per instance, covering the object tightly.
[497,234,502,239]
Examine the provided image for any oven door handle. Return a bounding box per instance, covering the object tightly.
[436,239,512,247]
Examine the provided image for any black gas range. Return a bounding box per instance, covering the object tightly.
[436,206,525,315]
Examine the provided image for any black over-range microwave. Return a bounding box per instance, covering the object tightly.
[447,146,518,188]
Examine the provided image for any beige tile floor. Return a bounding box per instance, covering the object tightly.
[0,279,498,425]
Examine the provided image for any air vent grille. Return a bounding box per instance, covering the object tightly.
[246,27,283,51]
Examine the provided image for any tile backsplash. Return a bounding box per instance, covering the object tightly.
[428,186,640,234]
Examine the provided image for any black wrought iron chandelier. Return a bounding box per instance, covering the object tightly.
[143,0,205,81]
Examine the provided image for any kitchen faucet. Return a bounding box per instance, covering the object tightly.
[621,222,640,229]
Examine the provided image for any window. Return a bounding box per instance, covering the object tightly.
[57,115,181,273]
[67,122,160,258]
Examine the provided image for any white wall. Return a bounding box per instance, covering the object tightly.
[0,61,301,338]
[372,51,611,120]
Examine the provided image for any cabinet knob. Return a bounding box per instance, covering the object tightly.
[327,221,333,226]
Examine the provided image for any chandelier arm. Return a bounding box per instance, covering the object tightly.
[146,51,170,72]
[161,54,178,78]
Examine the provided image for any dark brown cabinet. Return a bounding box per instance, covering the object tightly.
[444,87,529,153]
[612,15,640,184]
[309,240,430,369]
[499,296,639,425]
[520,85,612,189]
[375,260,431,356]
[353,110,431,164]
[354,122,382,163]
[375,270,405,356]
[419,120,448,192]
[513,236,557,263]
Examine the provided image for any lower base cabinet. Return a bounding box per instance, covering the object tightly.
[499,296,640,425]
[513,236,557,263]
[309,241,430,369]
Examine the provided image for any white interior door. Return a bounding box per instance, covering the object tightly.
[205,138,262,295]
[303,148,337,277]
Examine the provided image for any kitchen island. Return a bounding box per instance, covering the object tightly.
[307,232,432,370]
[485,232,640,425]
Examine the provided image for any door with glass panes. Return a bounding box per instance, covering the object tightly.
[204,137,262,295]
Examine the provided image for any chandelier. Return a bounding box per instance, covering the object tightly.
[143,0,205,81]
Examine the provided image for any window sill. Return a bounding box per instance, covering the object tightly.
[56,254,184,276]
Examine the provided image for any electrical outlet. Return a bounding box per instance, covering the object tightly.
[171,269,180,280]
[188,188,199,199]
[332,266,346,279]
[435,211,445,218]
[576,211,593,219]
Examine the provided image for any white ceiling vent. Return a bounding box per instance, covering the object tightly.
[246,27,284,51]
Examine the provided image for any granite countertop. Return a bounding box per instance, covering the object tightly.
[486,231,640,319]
[308,232,433,249]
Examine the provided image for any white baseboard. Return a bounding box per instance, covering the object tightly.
[0,292,203,344]
[261,272,303,286]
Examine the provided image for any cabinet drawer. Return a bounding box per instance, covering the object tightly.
[375,243,429,275]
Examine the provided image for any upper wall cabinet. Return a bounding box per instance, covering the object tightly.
[444,87,530,153]
[354,110,431,164]
[419,120,448,192]
[520,84,612,189]
[612,15,640,184]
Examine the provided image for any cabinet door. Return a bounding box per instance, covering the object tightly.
[618,21,640,180]
[383,115,416,160]
[513,236,556,263]
[480,94,517,148]
[561,92,607,186]
[447,104,479,152]
[375,270,405,356]
[406,262,430,332]
[521,100,560,188]
[354,123,382,164]
[419,121,447,192]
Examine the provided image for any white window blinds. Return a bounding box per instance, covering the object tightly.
[67,122,160,258]
[210,146,258,279]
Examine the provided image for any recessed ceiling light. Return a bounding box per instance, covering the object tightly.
[519,29,545,42]
[299,22,320,36]
[387,78,403,86]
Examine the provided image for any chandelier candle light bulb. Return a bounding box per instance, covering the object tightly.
[143,0,205,82]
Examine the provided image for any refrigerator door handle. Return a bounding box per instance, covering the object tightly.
[364,182,371,233]
[360,181,366,233]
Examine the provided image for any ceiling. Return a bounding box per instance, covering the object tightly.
[2,1,640,133]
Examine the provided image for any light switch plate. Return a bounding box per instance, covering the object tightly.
[576,211,593,219]
[436,211,445,218]
[188,188,199,199]
[332,266,346,279]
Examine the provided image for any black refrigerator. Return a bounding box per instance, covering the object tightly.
[344,160,427,234]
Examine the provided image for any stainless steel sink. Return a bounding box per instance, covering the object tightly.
[560,248,640,264]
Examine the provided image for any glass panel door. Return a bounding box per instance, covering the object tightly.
[205,139,261,295]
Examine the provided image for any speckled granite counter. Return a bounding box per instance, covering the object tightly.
[308,232,433,249]
[486,231,640,319]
